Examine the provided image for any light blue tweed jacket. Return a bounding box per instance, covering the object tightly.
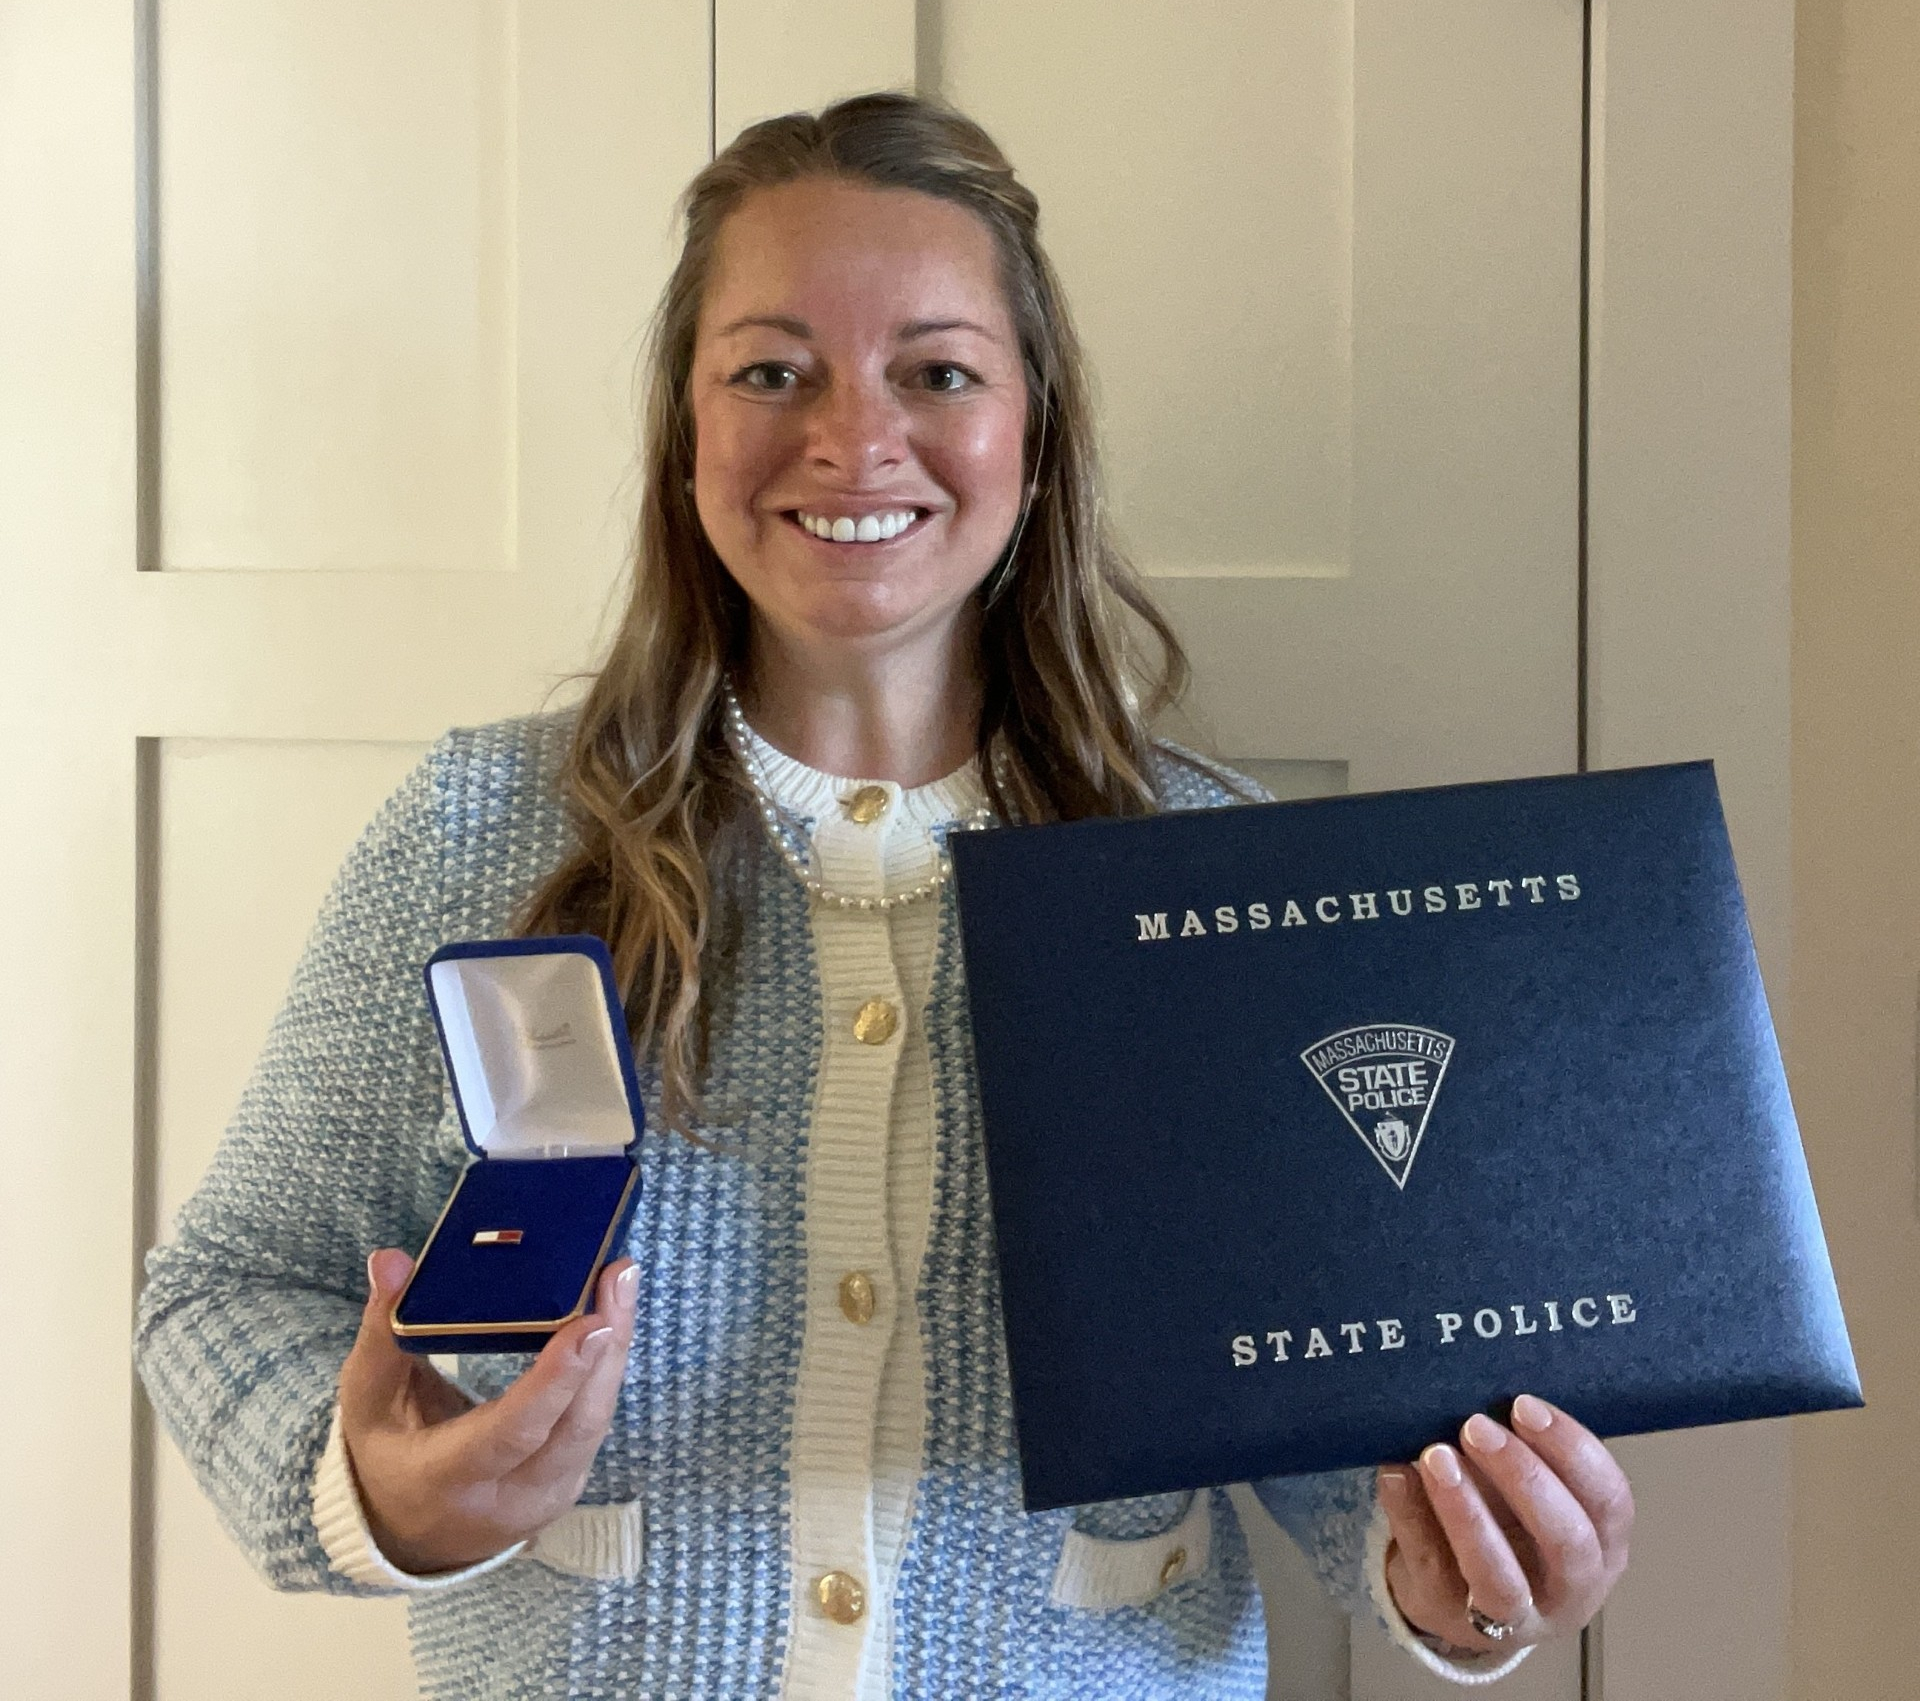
[136,711,1391,1700]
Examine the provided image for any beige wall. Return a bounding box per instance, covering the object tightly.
[1791,2,1920,1695]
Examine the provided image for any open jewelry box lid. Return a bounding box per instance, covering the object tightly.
[424,936,645,1160]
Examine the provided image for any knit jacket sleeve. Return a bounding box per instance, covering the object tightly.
[135,737,461,1595]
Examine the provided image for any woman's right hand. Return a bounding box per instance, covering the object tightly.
[338,1247,640,1574]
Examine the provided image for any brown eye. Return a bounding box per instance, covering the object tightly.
[921,363,975,394]
[733,362,799,392]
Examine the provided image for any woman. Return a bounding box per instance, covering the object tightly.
[138,93,1631,1698]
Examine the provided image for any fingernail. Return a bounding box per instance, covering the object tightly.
[1513,1393,1553,1433]
[1463,1413,1508,1453]
[616,1264,640,1306]
[366,1251,381,1296]
[578,1325,614,1366]
[1421,1443,1463,1487]
[1377,1468,1410,1503]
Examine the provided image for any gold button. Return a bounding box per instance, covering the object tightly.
[1158,1547,1187,1588]
[815,1569,867,1624]
[838,1270,876,1325]
[853,999,899,1045]
[844,784,890,825]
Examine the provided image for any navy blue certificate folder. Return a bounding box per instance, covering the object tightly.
[949,763,1860,1511]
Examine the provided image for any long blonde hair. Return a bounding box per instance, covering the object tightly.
[515,92,1191,1132]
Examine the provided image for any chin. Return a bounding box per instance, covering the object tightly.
[799,596,936,644]
[787,583,978,649]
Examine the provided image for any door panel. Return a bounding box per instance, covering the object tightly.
[156,1,518,572]
[149,740,427,1697]
[919,5,1583,1696]
[133,0,710,1684]
[1,2,708,1696]
[946,1,1357,578]
[149,0,707,597]
[933,0,1580,794]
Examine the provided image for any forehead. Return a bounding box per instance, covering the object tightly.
[698,177,1014,343]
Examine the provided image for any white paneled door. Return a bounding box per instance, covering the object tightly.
[2,3,709,1697]
[917,5,1588,1697]
[4,2,1587,1698]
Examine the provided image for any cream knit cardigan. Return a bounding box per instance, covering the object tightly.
[138,710,1525,1698]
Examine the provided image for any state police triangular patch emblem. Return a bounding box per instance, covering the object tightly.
[1300,1025,1456,1189]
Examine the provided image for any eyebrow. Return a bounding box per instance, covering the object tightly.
[713,314,1003,344]
[715,314,812,339]
[901,317,1001,343]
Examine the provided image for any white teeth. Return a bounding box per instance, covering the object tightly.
[796,509,918,542]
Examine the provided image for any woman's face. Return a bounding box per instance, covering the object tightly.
[689,177,1031,658]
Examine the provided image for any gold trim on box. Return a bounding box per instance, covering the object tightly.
[389,1164,638,1339]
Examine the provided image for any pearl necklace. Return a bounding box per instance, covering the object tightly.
[720,683,1000,912]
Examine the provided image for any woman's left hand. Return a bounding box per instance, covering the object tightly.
[1376,1393,1634,1657]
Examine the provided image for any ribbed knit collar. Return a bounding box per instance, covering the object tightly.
[737,718,990,833]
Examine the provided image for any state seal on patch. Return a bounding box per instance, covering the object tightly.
[1299,1024,1456,1189]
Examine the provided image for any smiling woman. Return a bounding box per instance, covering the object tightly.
[135,91,1629,1701]
[511,95,1201,1136]
[691,176,1031,697]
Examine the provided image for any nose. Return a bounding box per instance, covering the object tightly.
[804,370,907,482]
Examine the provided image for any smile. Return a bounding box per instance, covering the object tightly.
[788,508,927,544]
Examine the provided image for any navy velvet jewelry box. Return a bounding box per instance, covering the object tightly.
[949,762,1862,1511]
[391,936,645,1355]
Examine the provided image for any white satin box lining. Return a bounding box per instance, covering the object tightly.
[429,949,634,1158]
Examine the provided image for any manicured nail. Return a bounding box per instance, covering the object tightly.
[616,1264,640,1306]
[1421,1444,1463,1487]
[1513,1393,1553,1433]
[579,1325,614,1365]
[1463,1413,1508,1453]
[1377,1468,1410,1503]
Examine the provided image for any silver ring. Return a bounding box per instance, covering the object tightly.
[1465,1599,1520,1643]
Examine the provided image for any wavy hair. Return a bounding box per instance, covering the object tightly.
[515,91,1192,1133]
